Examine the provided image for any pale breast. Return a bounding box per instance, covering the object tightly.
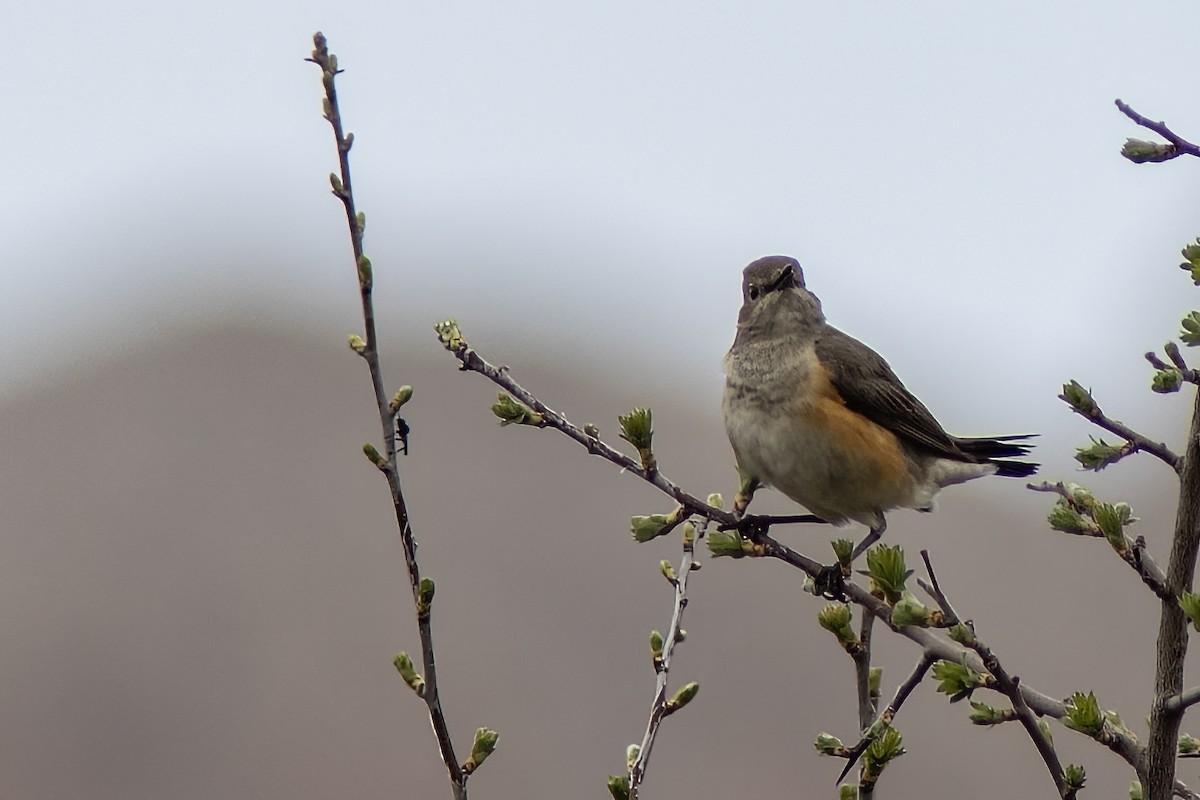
[723,342,917,526]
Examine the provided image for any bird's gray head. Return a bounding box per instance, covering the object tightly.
[736,255,825,341]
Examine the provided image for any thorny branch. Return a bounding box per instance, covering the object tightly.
[308,33,467,799]
[436,326,1200,796]
[836,652,935,784]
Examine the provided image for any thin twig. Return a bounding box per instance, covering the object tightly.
[628,518,708,799]
[1116,99,1200,161]
[309,33,466,799]
[966,638,1067,798]
[1166,685,1200,714]
[1027,481,1171,600]
[836,652,935,784]
[1059,390,1181,472]
[916,550,960,626]
[854,613,877,732]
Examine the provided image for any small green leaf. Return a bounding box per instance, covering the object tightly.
[890,592,932,627]
[625,743,641,771]
[461,727,499,774]
[1048,502,1093,534]
[817,603,857,647]
[1094,502,1134,549]
[1061,380,1097,414]
[1182,311,1200,346]
[1121,138,1175,163]
[1130,779,1144,799]
[1074,436,1126,471]
[347,333,367,354]
[1179,591,1200,632]
[1063,763,1086,792]
[706,530,747,558]
[1063,691,1105,737]
[393,651,426,696]
[606,775,630,800]
[831,538,854,566]
[865,544,909,603]
[434,319,465,350]
[630,511,683,543]
[932,660,986,703]
[617,408,653,451]
[1153,368,1183,393]
[968,700,1010,726]
[491,393,543,427]
[948,622,977,646]
[813,732,846,756]
[1181,239,1200,285]
[1179,732,1200,756]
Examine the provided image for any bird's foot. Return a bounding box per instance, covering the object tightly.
[814,564,848,602]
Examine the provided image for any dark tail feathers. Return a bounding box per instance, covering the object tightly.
[956,434,1038,478]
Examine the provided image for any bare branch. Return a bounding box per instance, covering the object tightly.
[310,33,466,799]
[1116,99,1200,161]
[836,652,935,784]
[1166,686,1200,714]
[966,636,1067,798]
[628,518,708,799]
[917,549,961,626]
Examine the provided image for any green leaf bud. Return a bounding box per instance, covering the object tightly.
[706,530,746,558]
[461,727,499,774]
[433,319,465,351]
[1063,763,1086,792]
[817,602,857,648]
[1121,138,1175,163]
[347,333,367,354]
[1153,368,1183,393]
[606,774,630,800]
[389,385,414,412]
[865,544,909,603]
[1061,380,1097,414]
[932,660,985,703]
[393,651,426,696]
[890,592,932,628]
[1179,732,1200,756]
[1063,691,1105,737]
[362,442,386,467]
[1183,311,1200,347]
[665,681,699,714]
[968,700,1011,726]
[491,392,544,427]
[1074,436,1126,471]
[813,732,846,756]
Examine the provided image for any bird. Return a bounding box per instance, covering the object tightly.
[722,255,1037,561]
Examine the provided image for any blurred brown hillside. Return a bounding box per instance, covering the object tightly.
[0,318,1183,799]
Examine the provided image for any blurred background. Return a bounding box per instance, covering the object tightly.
[4,2,1200,798]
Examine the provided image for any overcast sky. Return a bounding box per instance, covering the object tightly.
[6,0,1200,452]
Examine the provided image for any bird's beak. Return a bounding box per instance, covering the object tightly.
[767,264,795,294]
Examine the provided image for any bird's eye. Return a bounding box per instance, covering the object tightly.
[748,285,760,301]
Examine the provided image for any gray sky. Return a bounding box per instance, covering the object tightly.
[8,2,1200,460]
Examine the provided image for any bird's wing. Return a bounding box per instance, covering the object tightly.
[814,327,970,462]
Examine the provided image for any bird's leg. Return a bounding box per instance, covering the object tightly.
[732,472,760,519]
[850,518,887,561]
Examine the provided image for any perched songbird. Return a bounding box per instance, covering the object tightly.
[723,255,1036,558]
